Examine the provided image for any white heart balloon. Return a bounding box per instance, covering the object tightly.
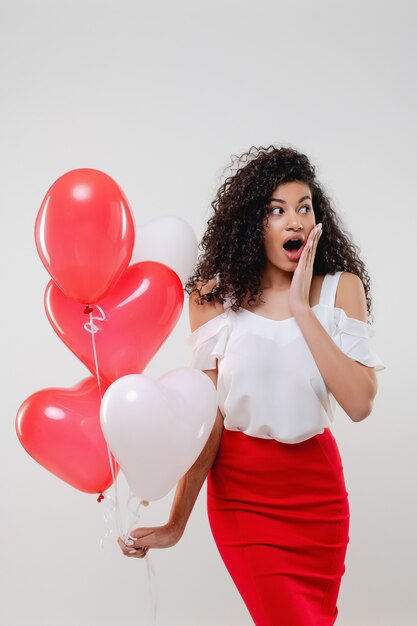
[100,368,218,501]
[131,215,198,285]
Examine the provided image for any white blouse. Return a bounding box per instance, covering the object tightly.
[186,271,386,444]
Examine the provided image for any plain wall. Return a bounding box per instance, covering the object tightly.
[1,1,415,625]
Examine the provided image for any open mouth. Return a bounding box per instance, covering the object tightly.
[283,239,303,251]
[282,238,305,261]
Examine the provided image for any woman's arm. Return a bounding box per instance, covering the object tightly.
[118,402,223,558]
[168,400,224,534]
[294,271,378,423]
[118,280,225,558]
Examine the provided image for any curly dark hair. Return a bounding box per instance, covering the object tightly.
[184,145,374,322]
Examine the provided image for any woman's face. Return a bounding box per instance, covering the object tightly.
[262,180,316,270]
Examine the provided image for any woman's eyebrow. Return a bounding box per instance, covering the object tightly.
[269,195,312,204]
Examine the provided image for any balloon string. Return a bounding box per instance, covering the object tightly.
[146,553,158,626]
[83,305,105,397]
[84,304,158,624]
[83,305,120,532]
[125,492,158,626]
[99,491,118,549]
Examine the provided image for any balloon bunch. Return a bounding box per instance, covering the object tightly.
[15,168,218,539]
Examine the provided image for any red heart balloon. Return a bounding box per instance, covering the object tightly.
[34,168,135,304]
[44,261,184,387]
[16,377,118,494]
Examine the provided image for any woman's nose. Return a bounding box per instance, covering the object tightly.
[287,218,302,229]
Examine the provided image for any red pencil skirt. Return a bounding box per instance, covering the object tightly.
[207,427,350,626]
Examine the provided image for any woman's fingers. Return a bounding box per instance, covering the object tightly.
[118,523,180,557]
[117,536,149,558]
[129,528,154,541]
[127,529,156,550]
[126,547,149,559]
[307,225,322,263]
[117,537,134,555]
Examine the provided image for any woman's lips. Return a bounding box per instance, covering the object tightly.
[283,242,305,262]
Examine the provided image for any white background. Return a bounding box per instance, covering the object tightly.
[1,1,415,625]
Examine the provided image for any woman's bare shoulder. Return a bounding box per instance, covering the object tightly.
[189,277,225,333]
[335,271,368,322]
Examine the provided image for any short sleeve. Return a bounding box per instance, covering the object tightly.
[186,311,231,370]
[331,308,386,371]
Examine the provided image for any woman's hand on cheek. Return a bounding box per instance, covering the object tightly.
[289,223,322,316]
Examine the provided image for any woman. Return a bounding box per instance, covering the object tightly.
[118,145,386,625]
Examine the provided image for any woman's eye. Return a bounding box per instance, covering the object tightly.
[269,205,311,215]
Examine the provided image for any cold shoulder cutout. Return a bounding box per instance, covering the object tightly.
[186,307,232,370]
[331,306,385,370]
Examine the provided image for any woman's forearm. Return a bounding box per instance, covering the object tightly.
[168,408,224,535]
[294,307,377,421]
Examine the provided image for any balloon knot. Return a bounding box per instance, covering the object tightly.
[97,493,105,503]
[84,305,93,314]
